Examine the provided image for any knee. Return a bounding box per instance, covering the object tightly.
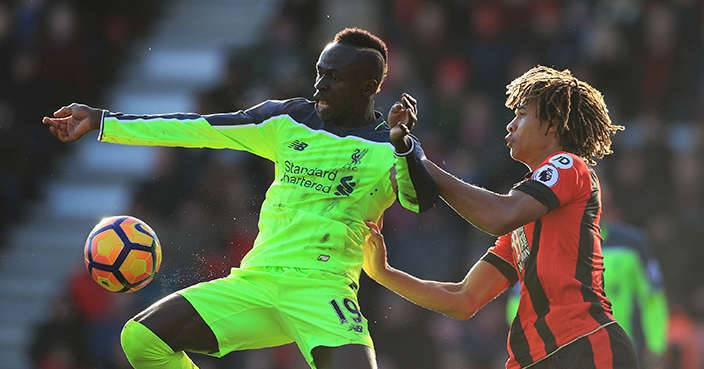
[121,319,197,368]
[121,320,145,359]
[122,319,178,362]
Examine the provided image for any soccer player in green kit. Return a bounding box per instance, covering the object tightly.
[42,28,438,369]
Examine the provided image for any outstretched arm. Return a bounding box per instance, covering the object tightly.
[363,220,510,320]
[385,93,547,234]
[423,160,548,236]
[42,103,103,142]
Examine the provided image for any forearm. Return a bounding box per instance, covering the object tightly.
[100,111,212,147]
[423,159,516,235]
[370,265,476,320]
[395,139,439,213]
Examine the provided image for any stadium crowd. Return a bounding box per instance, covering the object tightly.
[4,0,704,368]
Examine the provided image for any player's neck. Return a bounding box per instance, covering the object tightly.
[334,105,376,128]
[527,145,565,172]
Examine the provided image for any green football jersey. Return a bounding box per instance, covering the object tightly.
[99,98,438,280]
[600,222,669,355]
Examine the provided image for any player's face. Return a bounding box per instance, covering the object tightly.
[313,43,369,124]
[505,100,557,169]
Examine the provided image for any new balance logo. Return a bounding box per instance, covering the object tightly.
[288,140,308,151]
[348,324,364,333]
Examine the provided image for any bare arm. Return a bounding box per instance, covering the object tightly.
[423,159,548,236]
[363,221,510,320]
[42,103,103,142]
[386,94,546,235]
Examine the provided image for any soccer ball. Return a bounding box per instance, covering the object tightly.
[84,215,162,293]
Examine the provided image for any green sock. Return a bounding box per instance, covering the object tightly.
[121,320,199,369]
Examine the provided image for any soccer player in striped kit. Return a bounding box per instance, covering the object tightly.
[364,66,639,368]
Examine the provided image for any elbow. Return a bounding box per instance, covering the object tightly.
[448,307,479,321]
[449,310,475,321]
[485,225,514,237]
[444,296,480,321]
[418,189,439,213]
[475,223,512,238]
[482,214,524,236]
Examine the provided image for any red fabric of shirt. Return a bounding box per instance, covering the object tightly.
[484,152,615,368]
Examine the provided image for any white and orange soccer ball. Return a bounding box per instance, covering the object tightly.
[84,215,162,293]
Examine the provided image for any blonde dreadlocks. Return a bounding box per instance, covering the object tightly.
[505,66,623,165]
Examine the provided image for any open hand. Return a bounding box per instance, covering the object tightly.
[42,103,102,142]
[363,216,388,281]
[387,93,417,152]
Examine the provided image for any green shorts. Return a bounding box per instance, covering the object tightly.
[178,266,374,366]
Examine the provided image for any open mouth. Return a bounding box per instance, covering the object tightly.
[316,100,330,112]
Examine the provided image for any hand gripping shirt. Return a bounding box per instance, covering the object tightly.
[482,152,615,369]
[98,98,438,280]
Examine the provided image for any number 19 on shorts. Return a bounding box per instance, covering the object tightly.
[329,298,365,333]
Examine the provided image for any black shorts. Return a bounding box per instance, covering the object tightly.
[531,323,639,369]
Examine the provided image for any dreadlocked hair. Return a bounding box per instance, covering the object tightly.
[505,66,624,165]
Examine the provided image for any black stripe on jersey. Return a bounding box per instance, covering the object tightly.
[205,98,315,128]
[110,112,204,121]
[400,144,439,212]
[205,98,394,143]
[524,219,559,355]
[509,313,535,368]
[482,252,519,286]
[205,98,438,212]
[576,172,613,326]
[514,180,560,212]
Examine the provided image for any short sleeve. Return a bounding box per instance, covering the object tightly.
[514,152,589,214]
[483,234,519,286]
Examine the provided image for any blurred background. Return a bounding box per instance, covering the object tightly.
[1,0,703,368]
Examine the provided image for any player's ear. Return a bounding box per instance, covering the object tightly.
[545,120,560,139]
[363,79,379,97]
[548,121,557,132]
[543,118,558,133]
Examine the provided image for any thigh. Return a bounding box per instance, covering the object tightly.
[277,269,375,367]
[133,293,218,354]
[312,344,377,369]
[179,268,295,356]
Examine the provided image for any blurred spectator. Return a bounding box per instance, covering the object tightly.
[666,304,703,369]
[367,289,441,369]
[30,293,92,369]
[68,265,144,368]
[0,0,162,247]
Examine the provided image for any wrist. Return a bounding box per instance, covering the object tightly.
[90,108,103,130]
[370,264,393,284]
[393,137,414,156]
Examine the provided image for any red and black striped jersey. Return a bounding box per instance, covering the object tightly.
[483,151,615,368]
